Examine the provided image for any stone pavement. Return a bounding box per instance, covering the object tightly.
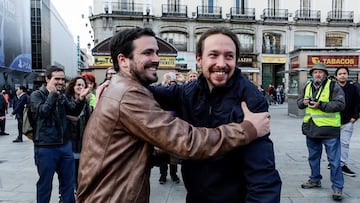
[0,104,359,203]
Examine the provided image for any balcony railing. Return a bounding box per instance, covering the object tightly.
[230,7,255,20]
[196,6,222,19]
[162,4,187,17]
[327,10,354,23]
[262,8,289,21]
[111,2,143,16]
[294,10,320,22]
[262,45,286,54]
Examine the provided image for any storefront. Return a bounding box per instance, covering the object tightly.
[261,55,287,94]
[238,54,259,84]
[287,48,360,117]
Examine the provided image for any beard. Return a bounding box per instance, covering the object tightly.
[130,62,158,86]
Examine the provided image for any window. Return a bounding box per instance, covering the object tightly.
[202,0,214,13]
[294,31,316,50]
[300,0,311,17]
[168,0,180,12]
[263,32,284,54]
[235,0,246,14]
[332,0,343,18]
[161,32,187,51]
[268,0,279,16]
[237,34,254,52]
[326,32,348,47]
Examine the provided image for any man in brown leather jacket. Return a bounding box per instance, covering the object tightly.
[77,27,271,203]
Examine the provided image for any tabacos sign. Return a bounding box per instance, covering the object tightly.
[308,55,359,67]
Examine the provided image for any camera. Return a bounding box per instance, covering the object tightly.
[308,97,317,105]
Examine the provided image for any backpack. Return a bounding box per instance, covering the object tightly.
[22,99,35,140]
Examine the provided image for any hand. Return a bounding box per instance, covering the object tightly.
[79,87,91,100]
[95,80,110,106]
[0,116,5,120]
[47,83,57,93]
[303,98,310,106]
[307,101,319,109]
[242,102,270,137]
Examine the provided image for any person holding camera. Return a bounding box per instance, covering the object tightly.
[297,62,345,201]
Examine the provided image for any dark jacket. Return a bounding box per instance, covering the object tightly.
[30,86,85,146]
[65,98,92,154]
[339,82,360,124]
[77,73,259,203]
[149,68,282,203]
[0,94,6,114]
[12,93,29,120]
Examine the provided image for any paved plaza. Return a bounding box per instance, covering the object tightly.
[0,104,360,202]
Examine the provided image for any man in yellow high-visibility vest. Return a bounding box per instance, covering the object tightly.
[297,62,345,201]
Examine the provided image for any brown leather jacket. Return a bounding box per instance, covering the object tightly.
[77,72,257,203]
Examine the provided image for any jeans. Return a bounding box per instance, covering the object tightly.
[306,137,344,191]
[34,142,75,203]
[340,122,353,166]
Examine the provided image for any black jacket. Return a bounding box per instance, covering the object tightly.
[30,86,85,146]
[340,82,360,124]
[12,93,29,120]
[149,68,282,203]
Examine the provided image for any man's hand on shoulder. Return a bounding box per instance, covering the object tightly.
[242,102,270,138]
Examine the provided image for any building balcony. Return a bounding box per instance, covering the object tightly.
[161,4,187,18]
[110,2,143,16]
[230,7,255,21]
[196,6,222,20]
[326,11,354,23]
[294,10,321,22]
[262,9,289,21]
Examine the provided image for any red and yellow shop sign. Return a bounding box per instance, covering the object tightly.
[308,55,359,67]
[290,56,299,69]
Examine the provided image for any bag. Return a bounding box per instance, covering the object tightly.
[22,104,34,140]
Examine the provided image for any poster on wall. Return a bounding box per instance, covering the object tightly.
[0,0,32,72]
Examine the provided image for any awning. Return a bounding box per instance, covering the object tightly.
[239,67,260,73]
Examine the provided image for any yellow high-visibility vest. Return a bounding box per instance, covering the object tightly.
[303,79,341,127]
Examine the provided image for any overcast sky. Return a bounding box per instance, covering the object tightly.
[51,0,94,50]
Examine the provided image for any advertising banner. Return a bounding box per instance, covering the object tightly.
[308,55,359,68]
[0,0,32,72]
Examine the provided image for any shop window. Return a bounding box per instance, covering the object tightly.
[326,32,348,47]
[263,32,284,54]
[161,32,187,51]
[237,33,254,53]
[294,31,316,50]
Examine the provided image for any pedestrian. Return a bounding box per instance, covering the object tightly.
[2,90,9,113]
[149,26,282,203]
[0,90,8,135]
[30,66,89,203]
[158,72,181,184]
[76,27,271,203]
[64,76,92,189]
[186,70,198,83]
[11,86,29,142]
[297,62,345,201]
[95,67,117,108]
[335,67,360,177]
[81,72,97,110]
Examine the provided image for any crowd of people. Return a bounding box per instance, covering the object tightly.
[1,26,360,203]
